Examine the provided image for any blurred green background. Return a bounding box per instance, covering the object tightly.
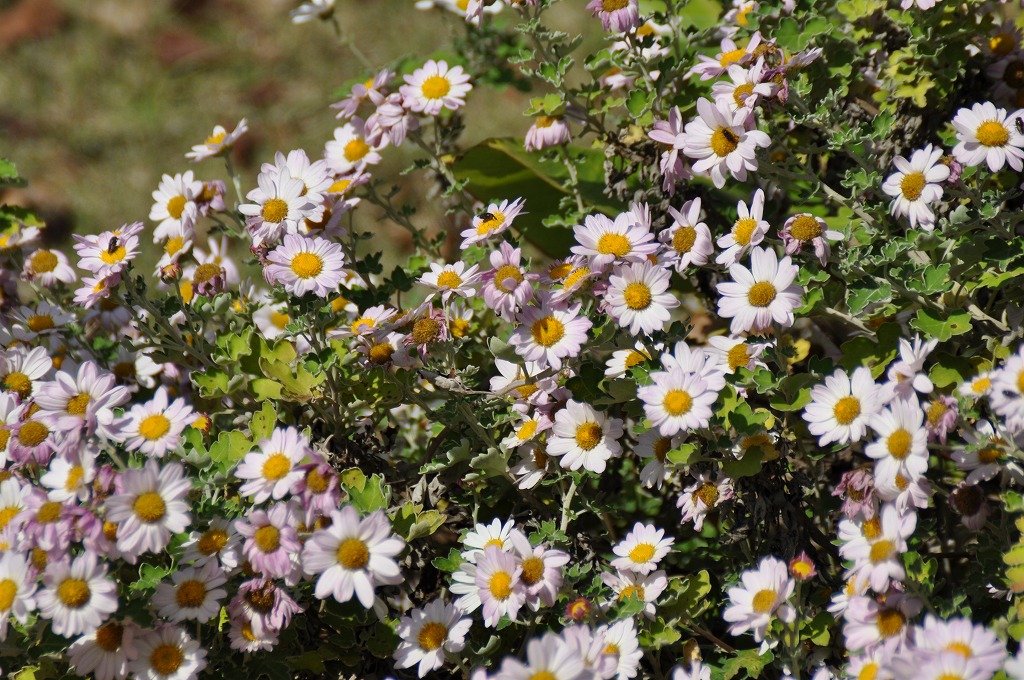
[0,0,547,257]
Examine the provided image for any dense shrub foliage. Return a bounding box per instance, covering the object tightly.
[4,0,1024,678]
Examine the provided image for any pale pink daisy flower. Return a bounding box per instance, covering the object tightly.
[0,551,36,640]
[511,300,592,370]
[598,617,644,679]
[332,68,392,119]
[475,545,525,627]
[682,97,770,188]
[236,502,302,579]
[704,335,769,374]
[600,569,668,619]
[988,345,1024,432]
[394,599,472,677]
[419,261,482,302]
[265,234,347,298]
[401,60,472,116]
[658,198,713,271]
[186,118,247,162]
[235,426,311,503]
[638,368,717,436]
[301,505,405,607]
[636,430,680,489]
[571,212,658,269]
[779,213,844,266]
[881,144,950,231]
[611,522,673,575]
[525,115,571,151]
[951,101,1024,172]
[803,367,884,446]
[0,344,52,401]
[150,171,202,241]
[105,460,192,556]
[153,560,228,622]
[227,616,279,652]
[496,632,588,680]
[34,361,129,438]
[716,189,768,267]
[604,261,679,336]
[843,592,921,653]
[716,246,802,335]
[711,58,776,112]
[482,242,534,320]
[460,197,527,248]
[909,615,1007,671]
[689,33,762,80]
[239,168,318,247]
[74,273,121,310]
[40,446,96,503]
[865,396,929,485]
[508,530,568,609]
[548,399,623,474]
[66,620,138,680]
[73,223,143,277]
[130,626,207,680]
[21,248,77,286]
[365,92,420,147]
[844,503,917,592]
[722,556,796,642]
[648,106,690,194]
[462,517,516,561]
[678,472,733,531]
[227,578,302,636]
[605,341,652,379]
[263,149,332,204]
[117,387,194,458]
[324,117,384,176]
[959,371,994,400]
[38,552,118,637]
[586,0,640,32]
[179,518,242,570]
[510,441,551,490]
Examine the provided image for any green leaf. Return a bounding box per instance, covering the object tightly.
[432,548,463,573]
[251,378,283,401]
[722,649,774,680]
[659,570,713,619]
[346,473,390,513]
[193,370,230,398]
[722,448,764,478]
[250,401,277,442]
[0,159,26,188]
[130,563,174,592]
[208,431,253,473]
[910,309,973,342]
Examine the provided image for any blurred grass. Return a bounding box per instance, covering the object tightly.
[0,0,547,263]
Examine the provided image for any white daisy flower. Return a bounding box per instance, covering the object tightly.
[501,411,550,450]
[0,345,52,401]
[510,441,550,490]
[475,545,525,627]
[605,261,679,336]
[658,198,713,272]
[951,101,1024,172]
[185,118,247,162]
[265,234,347,298]
[179,518,242,570]
[600,569,668,619]
[34,360,130,437]
[510,300,593,370]
[704,335,769,374]
[400,59,472,116]
[395,599,472,678]
[21,248,77,287]
[290,0,335,23]
[104,460,192,557]
[959,371,994,400]
[605,342,652,379]
[153,560,228,622]
[722,555,796,642]
[300,505,405,608]
[990,345,1024,432]
[803,367,884,446]
[118,386,195,458]
[711,58,776,112]
[324,117,384,176]
[0,478,28,533]
[495,631,589,680]
[10,302,75,342]
[130,626,207,680]
[460,197,527,248]
[843,503,916,592]
[678,472,733,531]
[547,399,624,474]
[611,522,673,575]
[639,367,718,436]
[571,212,658,269]
[462,517,516,562]
[419,261,482,303]
[67,620,138,680]
[910,614,1008,671]
[716,246,802,335]
[238,168,318,247]
[598,618,644,680]
[508,529,568,609]
[0,550,36,640]
[38,552,118,637]
[865,396,929,484]
[150,171,202,241]
[881,144,950,231]
[40,447,96,503]
[682,97,771,188]
[73,223,142,277]
[235,426,311,503]
[635,430,680,489]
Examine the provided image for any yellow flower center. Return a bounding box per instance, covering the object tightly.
[548,263,572,281]
[57,578,91,609]
[976,120,1009,147]
[488,571,513,600]
[262,453,292,481]
[103,521,118,542]
[436,270,463,289]
[261,198,289,223]
[29,250,59,273]
[344,138,371,162]
[575,422,603,450]
[1017,369,1024,393]
[26,315,54,333]
[139,414,171,441]
[602,0,628,9]
[2,372,31,400]
[711,127,740,156]
[628,543,655,563]
[254,525,281,553]
[0,579,16,611]
[19,421,48,447]
[206,131,227,147]
[693,482,720,507]
[733,83,755,108]
[198,528,228,555]
[532,443,549,468]
[337,538,370,569]
[978,446,1001,464]
[100,246,126,265]
[945,642,973,658]
[790,215,823,241]
[134,492,167,523]
[368,341,396,365]
[663,390,692,416]
[751,588,776,614]
[672,226,696,254]
[971,376,991,393]
[37,501,62,523]
[876,608,905,638]
[167,195,187,220]
[305,468,330,494]
[886,429,912,459]
[869,539,895,563]
[562,266,591,290]
[421,75,451,99]
[597,233,632,257]
[727,343,750,371]
[833,396,861,425]
[291,252,324,279]
[521,556,545,585]
[991,33,1017,56]
[176,579,207,608]
[65,465,84,491]
[95,622,124,652]
[746,281,776,307]
[720,47,747,66]
[517,420,539,441]
[618,585,645,602]
[625,350,648,369]
[925,400,947,427]
[192,263,222,288]
[67,394,91,416]
[150,644,185,675]
[476,211,507,236]
[531,316,565,347]
[653,436,671,462]
[623,282,652,310]
[862,516,882,540]
[899,173,926,201]
[0,430,8,453]
[411,317,442,345]
[418,621,448,651]
[494,265,523,293]
[732,217,758,246]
